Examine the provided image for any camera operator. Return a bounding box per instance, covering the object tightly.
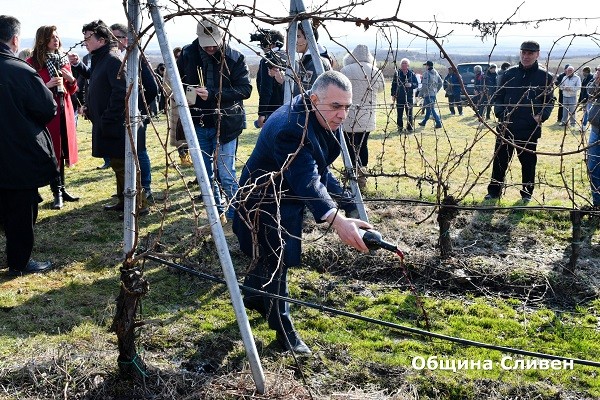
[251,29,286,128]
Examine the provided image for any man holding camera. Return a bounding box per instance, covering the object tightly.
[252,29,286,128]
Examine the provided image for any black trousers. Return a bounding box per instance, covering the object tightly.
[447,94,463,115]
[239,201,304,337]
[343,131,370,168]
[557,91,564,122]
[396,101,414,130]
[0,188,39,270]
[487,135,538,198]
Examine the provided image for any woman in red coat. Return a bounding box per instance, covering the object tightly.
[28,25,79,209]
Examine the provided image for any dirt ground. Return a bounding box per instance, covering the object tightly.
[2,204,600,400]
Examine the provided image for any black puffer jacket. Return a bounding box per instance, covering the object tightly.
[494,61,555,140]
[0,45,58,189]
[177,39,252,144]
[86,44,127,158]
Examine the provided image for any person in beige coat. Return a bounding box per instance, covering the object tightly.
[340,44,384,189]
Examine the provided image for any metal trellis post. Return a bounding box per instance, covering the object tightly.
[286,0,368,222]
[123,0,141,254]
[147,0,266,394]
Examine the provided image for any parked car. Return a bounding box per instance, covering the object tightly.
[456,62,490,100]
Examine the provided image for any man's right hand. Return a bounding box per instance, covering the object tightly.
[327,212,373,253]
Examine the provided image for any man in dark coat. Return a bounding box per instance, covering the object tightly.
[0,15,57,276]
[391,58,419,132]
[485,41,555,202]
[70,20,128,212]
[554,64,570,123]
[233,71,372,354]
[254,29,286,128]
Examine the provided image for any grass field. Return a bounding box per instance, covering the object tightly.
[1,82,600,399]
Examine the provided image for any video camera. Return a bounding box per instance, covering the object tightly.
[250,29,284,50]
[263,50,287,69]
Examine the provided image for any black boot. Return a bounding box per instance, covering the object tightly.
[62,188,79,202]
[59,161,79,202]
[52,187,63,210]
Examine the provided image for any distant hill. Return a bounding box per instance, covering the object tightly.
[21,36,597,79]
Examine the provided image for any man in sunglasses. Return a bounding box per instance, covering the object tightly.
[233,71,372,355]
[174,18,252,223]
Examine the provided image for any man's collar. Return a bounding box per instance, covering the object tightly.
[0,42,13,55]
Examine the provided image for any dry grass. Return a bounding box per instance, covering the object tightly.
[1,79,600,399]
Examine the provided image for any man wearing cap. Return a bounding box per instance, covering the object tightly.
[176,18,252,222]
[484,40,554,203]
[418,60,443,129]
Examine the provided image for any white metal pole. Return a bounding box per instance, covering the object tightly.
[338,128,369,222]
[289,0,368,222]
[283,22,297,105]
[124,0,141,254]
[147,1,266,393]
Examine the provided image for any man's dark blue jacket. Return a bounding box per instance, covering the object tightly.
[233,93,356,266]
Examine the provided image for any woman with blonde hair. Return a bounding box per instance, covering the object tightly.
[28,25,79,209]
[17,47,31,60]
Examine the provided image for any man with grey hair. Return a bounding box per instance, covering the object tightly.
[558,65,581,127]
[234,70,372,354]
[391,57,419,132]
[0,15,57,276]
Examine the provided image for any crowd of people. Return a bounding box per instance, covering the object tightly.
[3,13,600,354]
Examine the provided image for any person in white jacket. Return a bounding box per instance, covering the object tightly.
[340,44,384,189]
[559,65,581,127]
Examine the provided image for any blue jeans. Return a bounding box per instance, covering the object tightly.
[587,124,600,205]
[583,102,591,127]
[138,149,151,193]
[421,95,441,125]
[138,121,151,193]
[194,125,239,218]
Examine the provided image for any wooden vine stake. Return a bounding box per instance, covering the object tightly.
[566,210,582,274]
[438,196,459,259]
